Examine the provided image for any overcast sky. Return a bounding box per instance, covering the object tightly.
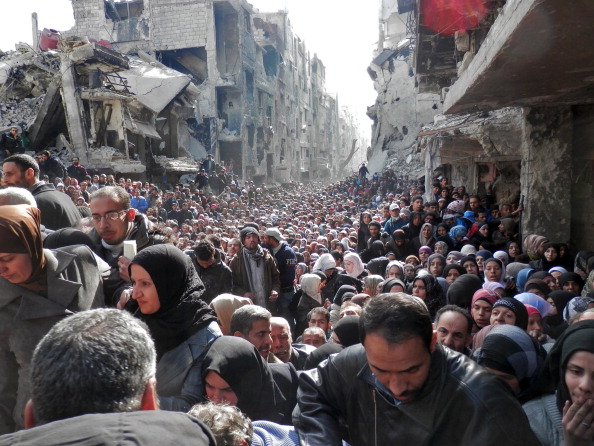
[1,0,377,140]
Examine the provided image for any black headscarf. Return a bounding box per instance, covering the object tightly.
[446,274,483,310]
[546,320,594,413]
[202,336,277,422]
[381,278,406,293]
[333,284,357,306]
[411,274,445,319]
[558,272,585,293]
[333,315,361,347]
[129,244,216,360]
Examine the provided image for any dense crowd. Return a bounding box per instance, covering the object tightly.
[1,152,594,446]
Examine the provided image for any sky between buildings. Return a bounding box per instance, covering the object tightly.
[1,0,378,141]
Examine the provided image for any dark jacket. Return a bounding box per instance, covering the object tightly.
[0,411,216,446]
[293,343,541,446]
[0,247,106,433]
[229,247,280,313]
[40,156,66,181]
[0,133,23,156]
[272,242,297,290]
[189,249,233,304]
[30,182,81,231]
[66,163,88,183]
[88,213,155,306]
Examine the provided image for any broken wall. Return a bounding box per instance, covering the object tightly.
[369,1,442,177]
[571,104,594,251]
[520,106,572,243]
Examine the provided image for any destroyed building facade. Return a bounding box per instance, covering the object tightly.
[367,0,442,178]
[372,0,594,249]
[0,0,363,183]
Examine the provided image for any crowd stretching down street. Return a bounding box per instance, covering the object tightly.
[2,152,594,446]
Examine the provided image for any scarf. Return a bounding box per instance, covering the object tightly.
[129,244,216,360]
[0,205,47,295]
[202,337,277,422]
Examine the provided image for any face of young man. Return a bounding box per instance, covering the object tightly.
[364,333,433,403]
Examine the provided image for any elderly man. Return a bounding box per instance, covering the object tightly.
[270,317,314,370]
[434,305,472,355]
[229,226,280,313]
[294,293,540,445]
[2,154,81,230]
[231,305,275,362]
[0,309,215,445]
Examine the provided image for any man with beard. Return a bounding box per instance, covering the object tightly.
[294,293,540,445]
[229,226,280,313]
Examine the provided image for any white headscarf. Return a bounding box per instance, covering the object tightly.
[343,252,365,278]
[300,274,322,304]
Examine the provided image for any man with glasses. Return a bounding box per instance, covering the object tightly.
[89,186,156,306]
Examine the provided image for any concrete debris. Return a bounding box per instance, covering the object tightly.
[0,96,45,130]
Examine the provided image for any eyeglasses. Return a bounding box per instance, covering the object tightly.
[91,210,127,223]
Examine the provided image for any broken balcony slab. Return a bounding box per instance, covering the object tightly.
[80,87,134,102]
[67,42,130,74]
[118,61,191,113]
[124,116,162,140]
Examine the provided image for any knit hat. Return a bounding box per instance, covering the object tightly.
[240,226,259,241]
[493,298,529,330]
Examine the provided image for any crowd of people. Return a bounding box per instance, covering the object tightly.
[1,152,594,445]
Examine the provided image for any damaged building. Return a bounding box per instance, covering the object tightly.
[372,0,594,249]
[0,0,363,184]
[367,0,442,177]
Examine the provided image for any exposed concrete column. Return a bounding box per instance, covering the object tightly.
[520,106,572,242]
[59,53,90,165]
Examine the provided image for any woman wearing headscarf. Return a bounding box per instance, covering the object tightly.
[294,262,308,288]
[356,212,372,253]
[411,222,436,253]
[563,296,594,324]
[381,278,407,293]
[295,273,323,336]
[329,285,357,325]
[384,260,405,280]
[402,211,424,240]
[210,293,252,335]
[460,256,481,277]
[443,263,466,285]
[523,320,594,446]
[446,274,484,311]
[474,324,546,403]
[484,257,507,289]
[202,336,289,424]
[529,243,562,272]
[523,278,552,300]
[523,234,549,261]
[434,240,449,256]
[427,253,446,277]
[445,250,464,265]
[410,274,445,319]
[558,272,585,296]
[469,288,499,332]
[490,297,529,331]
[506,240,523,263]
[543,290,574,339]
[448,225,468,251]
[129,244,221,411]
[468,222,490,250]
[516,267,536,293]
[573,250,594,281]
[0,205,106,432]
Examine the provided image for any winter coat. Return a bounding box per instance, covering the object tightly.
[0,246,106,433]
[293,343,541,446]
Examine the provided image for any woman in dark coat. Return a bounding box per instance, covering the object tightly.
[129,244,222,412]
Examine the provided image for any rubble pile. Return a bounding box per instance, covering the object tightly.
[0,96,46,130]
